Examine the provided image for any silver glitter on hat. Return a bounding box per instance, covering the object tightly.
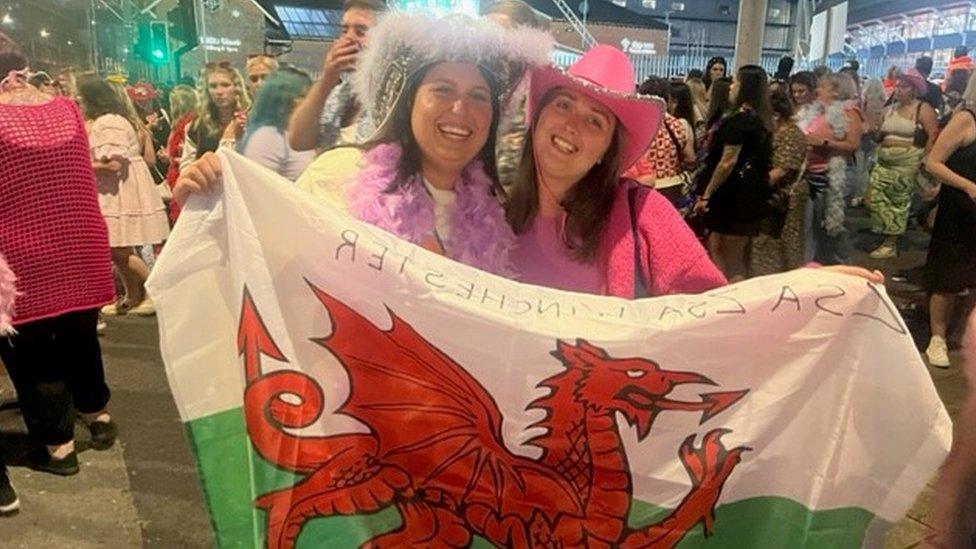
[351,13,553,135]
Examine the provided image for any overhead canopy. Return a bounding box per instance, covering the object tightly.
[255,0,667,39]
[521,0,667,29]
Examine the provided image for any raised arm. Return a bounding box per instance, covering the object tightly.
[288,37,360,152]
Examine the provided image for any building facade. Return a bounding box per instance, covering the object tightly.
[78,0,791,85]
[616,0,800,62]
[189,0,671,79]
[817,0,976,78]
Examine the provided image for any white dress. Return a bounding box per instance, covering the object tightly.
[90,114,170,247]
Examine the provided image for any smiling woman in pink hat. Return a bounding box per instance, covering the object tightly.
[506,45,728,297]
[506,48,883,298]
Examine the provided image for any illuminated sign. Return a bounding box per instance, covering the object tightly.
[620,38,657,55]
[393,0,479,17]
[201,36,242,53]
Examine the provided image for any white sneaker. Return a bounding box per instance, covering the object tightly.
[869,243,897,259]
[129,297,156,317]
[0,473,19,516]
[925,336,950,368]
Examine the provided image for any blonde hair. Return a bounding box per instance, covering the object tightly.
[169,84,198,123]
[193,64,251,142]
[862,77,885,102]
[822,72,857,101]
[862,77,886,127]
[106,79,149,137]
[245,55,279,75]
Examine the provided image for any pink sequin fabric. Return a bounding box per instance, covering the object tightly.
[0,96,114,325]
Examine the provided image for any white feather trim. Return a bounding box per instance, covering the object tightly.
[0,251,18,336]
[824,100,848,139]
[352,13,554,129]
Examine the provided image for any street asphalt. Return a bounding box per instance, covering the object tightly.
[0,314,211,548]
[0,206,970,548]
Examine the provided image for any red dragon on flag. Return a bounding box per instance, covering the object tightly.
[237,283,751,548]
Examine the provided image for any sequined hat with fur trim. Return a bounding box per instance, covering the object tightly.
[351,13,553,136]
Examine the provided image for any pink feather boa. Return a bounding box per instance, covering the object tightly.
[0,251,17,335]
[349,143,514,276]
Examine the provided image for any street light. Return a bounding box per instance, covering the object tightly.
[40,29,50,38]
[1,13,13,25]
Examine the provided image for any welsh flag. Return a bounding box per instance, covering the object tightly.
[147,151,951,548]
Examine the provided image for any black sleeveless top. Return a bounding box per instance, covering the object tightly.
[924,109,976,292]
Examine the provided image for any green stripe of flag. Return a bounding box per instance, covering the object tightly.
[186,408,874,548]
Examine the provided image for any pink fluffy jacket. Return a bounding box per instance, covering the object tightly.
[0,251,16,335]
[600,184,727,298]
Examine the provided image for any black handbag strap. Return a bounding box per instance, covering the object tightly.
[628,184,650,299]
[913,101,928,147]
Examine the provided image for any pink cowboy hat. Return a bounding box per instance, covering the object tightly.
[896,68,928,96]
[527,45,665,171]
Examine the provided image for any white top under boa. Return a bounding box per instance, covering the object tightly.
[296,143,514,276]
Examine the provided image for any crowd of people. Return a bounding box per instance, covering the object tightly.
[0,0,974,544]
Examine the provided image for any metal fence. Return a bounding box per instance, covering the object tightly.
[554,47,786,82]
[794,56,888,79]
[629,54,784,81]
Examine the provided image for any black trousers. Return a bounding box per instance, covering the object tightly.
[0,309,110,445]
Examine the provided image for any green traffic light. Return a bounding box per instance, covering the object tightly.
[152,49,164,59]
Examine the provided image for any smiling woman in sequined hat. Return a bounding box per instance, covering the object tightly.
[292,12,552,275]
[174,13,552,275]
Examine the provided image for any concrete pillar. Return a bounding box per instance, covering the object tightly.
[733,0,769,70]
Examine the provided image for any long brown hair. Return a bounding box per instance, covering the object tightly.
[107,80,150,137]
[705,76,732,129]
[168,85,198,123]
[506,89,622,262]
[78,76,128,121]
[360,63,503,196]
[734,64,774,132]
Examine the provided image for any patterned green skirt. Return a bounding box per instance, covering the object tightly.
[867,146,925,235]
